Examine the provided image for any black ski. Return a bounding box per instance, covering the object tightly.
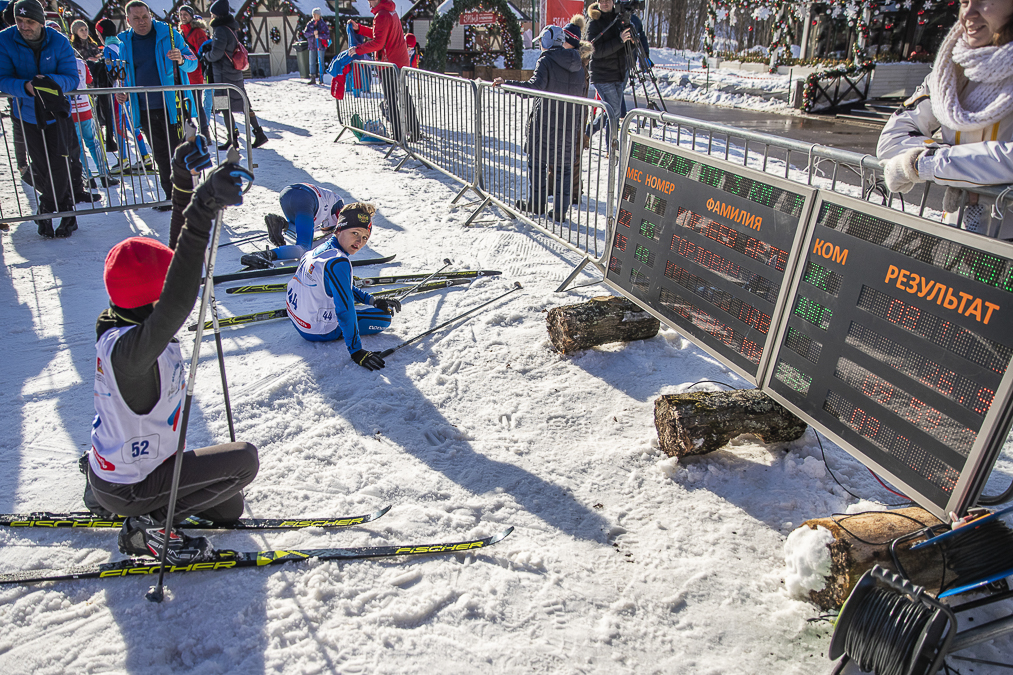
[0,527,514,585]
[190,278,472,331]
[211,254,395,285]
[0,505,391,531]
[225,269,502,295]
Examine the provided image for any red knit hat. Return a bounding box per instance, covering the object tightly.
[405,33,417,49]
[104,237,173,309]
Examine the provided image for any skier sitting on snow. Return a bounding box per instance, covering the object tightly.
[84,136,260,565]
[240,182,345,269]
[285,202,400,371]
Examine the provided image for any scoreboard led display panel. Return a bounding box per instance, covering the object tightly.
[764,192,1013,519]
[603,137,815,384]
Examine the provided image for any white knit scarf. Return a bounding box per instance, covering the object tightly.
[928,22,1013,131]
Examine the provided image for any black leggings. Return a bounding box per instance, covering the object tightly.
[88,442,259,524]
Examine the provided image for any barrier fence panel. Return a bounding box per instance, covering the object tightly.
[334,61,405,151]
[0,82,254,230]
[626,110,1013,239]
[605,112,1013,520]
[476,81,614,259]
[401,68,478,186]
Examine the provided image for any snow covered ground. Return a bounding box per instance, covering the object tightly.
[0,75,1010,674]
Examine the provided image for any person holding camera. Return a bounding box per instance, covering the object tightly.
[584,0,633,144]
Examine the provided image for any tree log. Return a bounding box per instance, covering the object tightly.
[546,295,660,354]
[654,389,807,458]
[794,508,947,611]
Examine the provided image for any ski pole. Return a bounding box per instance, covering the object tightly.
[378,282,522,359]
[394,258,451,300]
[147,148,242,603]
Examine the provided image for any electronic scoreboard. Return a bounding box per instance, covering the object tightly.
[602,135,816,385]
[764,192,1013,519]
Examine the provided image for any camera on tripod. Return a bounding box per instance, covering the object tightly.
[615,0,645,26]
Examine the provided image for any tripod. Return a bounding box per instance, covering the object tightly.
[622,24,668,114]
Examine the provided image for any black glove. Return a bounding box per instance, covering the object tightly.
[351,349,385,371]
[193,162,255,211]
[172,135,213,174]
[373,297,401,315]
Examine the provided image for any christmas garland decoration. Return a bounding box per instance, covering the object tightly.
[798,59,874,112]
[420,0,523,71]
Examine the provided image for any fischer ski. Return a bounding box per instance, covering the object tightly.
[0,527,514,585]
[0,505,391,531]
[190,278,472,331]
[211,254,395,285]
[225,269,503,295]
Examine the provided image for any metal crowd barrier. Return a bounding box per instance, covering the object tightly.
[624,110,1013,239]
[0,82,254,230]
[400,68,479,189]
[473,81,614,260]
[333,61,405,158]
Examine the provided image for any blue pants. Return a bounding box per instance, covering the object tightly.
[273,184,318,260]
[293,306,392,342]
[309,49,326,77]
[587,81,624,141]
[75,117,108,176]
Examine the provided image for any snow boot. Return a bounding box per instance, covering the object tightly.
[36,217,54,238]
[265,213,288,247]
[308,76,317,85]
[218,128,239,151]
[55,216,78,238]
[241,248,277,270]
[118,514,215,564]
[91,174,120,188]
[252,125,269,149]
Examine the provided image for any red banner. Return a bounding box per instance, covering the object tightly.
[459,11,498,26]
[540,0,584,28]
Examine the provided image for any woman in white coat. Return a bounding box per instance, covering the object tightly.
[878,0,1013,236]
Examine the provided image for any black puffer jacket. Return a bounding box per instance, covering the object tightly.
[585,2,627,84]
[207,14,246,111]
[505,47,585,164]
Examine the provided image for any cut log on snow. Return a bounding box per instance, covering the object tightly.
[794,507,948,611]
[546,295,660,354]
[654,389,807,458]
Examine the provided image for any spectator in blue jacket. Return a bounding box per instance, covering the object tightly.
[114,0,197,208]
[303,8,328,85]
[0,0,81,237]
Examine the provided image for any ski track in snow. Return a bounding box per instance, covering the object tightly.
[0,74,1010,674]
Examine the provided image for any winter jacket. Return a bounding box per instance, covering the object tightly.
[72,35,102,61]
[180,19,208,85]
[585,2,627,84]
[116,21,197,127]
[0,25,79,124]
[207,14,247,111]
[72,57,93,122]
[353,0,409,68]
[303,17,329,52]
[505,47,585,164]
[878,75,1013,234]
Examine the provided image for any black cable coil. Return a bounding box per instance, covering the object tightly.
[842,586,937,675]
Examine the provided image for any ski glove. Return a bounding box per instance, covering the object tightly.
[373,297,401,315]
[882,148,926,194]
[194,163,255,211]
[181,135,213,174]
[351,349,385,371]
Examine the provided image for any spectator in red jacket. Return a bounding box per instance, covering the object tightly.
[405,32,419,68]
[178,5,210,137]
[348,0,419,141]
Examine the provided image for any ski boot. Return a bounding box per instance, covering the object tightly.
[240,248,277,270]
[118,514,215,564]
[265,213,288,247]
